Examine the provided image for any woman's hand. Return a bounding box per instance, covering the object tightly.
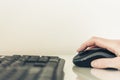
[77,37,120,69]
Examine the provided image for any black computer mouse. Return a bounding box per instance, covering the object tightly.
[73,48,116,67]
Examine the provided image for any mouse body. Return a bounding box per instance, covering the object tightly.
[73,48,116,67]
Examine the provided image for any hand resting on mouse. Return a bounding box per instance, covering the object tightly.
[77,37,120,69]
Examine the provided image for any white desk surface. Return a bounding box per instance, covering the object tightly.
[1,53,120,80]
[61,55,120,80]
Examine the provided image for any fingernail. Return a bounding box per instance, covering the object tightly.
[91,61,97,67]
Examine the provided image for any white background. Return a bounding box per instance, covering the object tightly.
[0,0,120,54]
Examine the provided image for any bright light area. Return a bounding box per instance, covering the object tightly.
[0,0,120,54]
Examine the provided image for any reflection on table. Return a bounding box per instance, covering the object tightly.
[72,66,120,80]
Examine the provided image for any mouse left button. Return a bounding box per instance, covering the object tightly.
[73,54,80,60]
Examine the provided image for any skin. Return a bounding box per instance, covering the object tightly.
[77,36,120,69]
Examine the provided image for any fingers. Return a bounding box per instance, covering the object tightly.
[77,37,116,54]
[91,57,120,69]
[77,37,96,52]
[77,37,120,69]
[86,46,98,50]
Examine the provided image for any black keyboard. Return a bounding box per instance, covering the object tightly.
[0,55,65,80]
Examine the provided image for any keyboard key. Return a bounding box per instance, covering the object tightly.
[0,68,16,80]
[37,62,58,80]
[24,67,41,80]
[0,60,13,67]
[34,62,46,67]
[19,55,30,61]
[38,56,49,63]
[26,56,40,62]
[8,67,28,80]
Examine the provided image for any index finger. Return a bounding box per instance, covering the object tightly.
[77,37,110,52]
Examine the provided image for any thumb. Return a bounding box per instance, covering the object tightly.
[91,57,120,69]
